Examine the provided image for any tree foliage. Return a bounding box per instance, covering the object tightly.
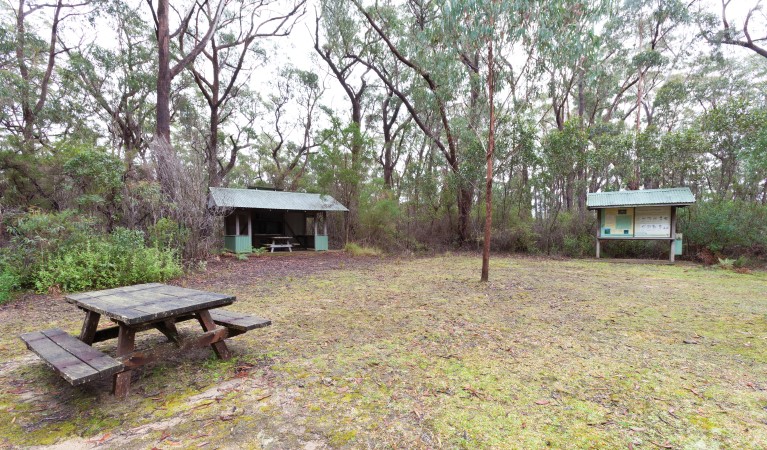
[0,0,765,285]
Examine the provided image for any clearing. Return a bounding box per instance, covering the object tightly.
[0,253,766,449]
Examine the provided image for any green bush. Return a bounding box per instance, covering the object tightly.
[148,217,189,252]
[3,210,95,282]
[562,234,594,258]
[32,228,182,293]
[2,211,183,295]
[680,200,767,256]
[0,271,19,304]
[492,219,539,253]
[358,185,401,249]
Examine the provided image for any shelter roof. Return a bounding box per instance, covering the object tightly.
[209,187,348,212]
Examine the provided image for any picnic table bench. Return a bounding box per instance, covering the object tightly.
[20,283,271,397]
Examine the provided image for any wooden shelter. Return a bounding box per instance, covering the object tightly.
[208,187,348,253]
[587,187,696,262]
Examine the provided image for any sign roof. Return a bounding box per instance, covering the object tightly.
[587,187,695,209]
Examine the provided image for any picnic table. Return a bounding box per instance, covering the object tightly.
[268,236,294,252]
[20,283,270,397]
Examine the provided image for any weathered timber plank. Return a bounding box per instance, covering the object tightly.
[132,301,179,315]
[153,285,217,298]
[20,330,101,385]
[79,311,100,344]
[64,283,165,304]
[197,310,231,359]
[154,320,180,344]
[41,329,122,375]
[92,326,120,343]
[117,327,231,369]
[209,309,272,332]
[67,284,235,325]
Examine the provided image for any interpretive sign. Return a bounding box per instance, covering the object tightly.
[635,206,672,238]
[587,187,695,262]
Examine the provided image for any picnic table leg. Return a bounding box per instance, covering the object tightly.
[196,310,231,360]
[154,319,181,344]
[113,324,136,398]
[79,311,101,345]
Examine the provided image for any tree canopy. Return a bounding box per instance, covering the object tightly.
[1,0,766,279]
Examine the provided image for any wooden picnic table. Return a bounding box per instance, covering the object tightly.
[268,236,294,252]
[20,283,270,397]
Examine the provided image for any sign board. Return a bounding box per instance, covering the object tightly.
[601,207,634,237]
[635,206,671,238]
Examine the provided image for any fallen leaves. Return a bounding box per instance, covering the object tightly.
[684,387,703,399]
[462,385,485,399]
[87,433,112,445]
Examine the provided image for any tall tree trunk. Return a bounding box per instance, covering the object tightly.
[207,109,221,187]
[481,36,495,282]
[347,103,363,241]
[155,0,171,142]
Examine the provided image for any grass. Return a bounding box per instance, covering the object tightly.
[344,242,383,256]
[0,254,765,448]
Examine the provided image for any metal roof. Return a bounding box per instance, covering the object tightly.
[587,187,695,209]
[209,187,348,212]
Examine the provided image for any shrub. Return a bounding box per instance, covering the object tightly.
[32,229,182,293]
[680,200,767,256]
[3,210,95,282]
[148,217,189,252]
[358,185,401,250]
[0,271,19,304]
[717,258,736,270]
[562,234,594,258]
[492,220,539,253]
[733,255,755,269]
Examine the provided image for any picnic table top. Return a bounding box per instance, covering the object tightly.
[65,283,235,326]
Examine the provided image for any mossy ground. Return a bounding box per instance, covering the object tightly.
[0,253,766,449]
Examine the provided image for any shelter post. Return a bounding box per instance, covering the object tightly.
[669,206,677,263]
[596,209,602,259]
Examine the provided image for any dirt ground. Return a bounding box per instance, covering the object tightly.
[0,252,766,449]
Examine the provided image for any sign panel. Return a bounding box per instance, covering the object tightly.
[601,207,634,237]
[635,206,671,237]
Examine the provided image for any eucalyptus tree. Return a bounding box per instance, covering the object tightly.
[183,0,306,187]
[146,0,225,145]
[63,0,156,169]
[258,67,325,190]
[4,0,86,148]
[442,0,611,279]
[698,98,767,201]
[700,0,767,59]
[0,0,91,209]
[350,0,481,245]
[376,86,412,190]
[314,0,376,239]
[532,0,606,215]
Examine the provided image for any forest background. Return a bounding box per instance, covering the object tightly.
[1,0,766,297]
